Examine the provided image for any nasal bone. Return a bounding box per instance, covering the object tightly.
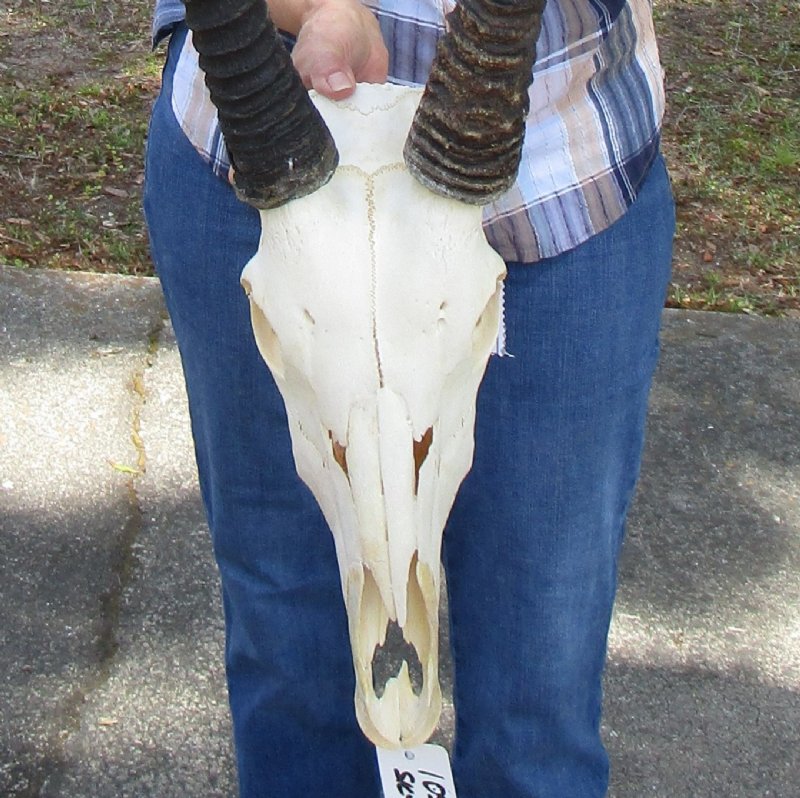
[346,387,423,629]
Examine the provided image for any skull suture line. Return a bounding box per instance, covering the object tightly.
[241,84,506,749]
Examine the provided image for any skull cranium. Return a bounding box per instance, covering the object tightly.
[241,84,506,749]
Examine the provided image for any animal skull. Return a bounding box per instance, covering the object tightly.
[241,84,506,749]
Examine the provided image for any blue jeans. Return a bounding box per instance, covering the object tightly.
[144,25,674,798]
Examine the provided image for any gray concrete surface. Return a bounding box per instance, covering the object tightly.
[1,263,798,797]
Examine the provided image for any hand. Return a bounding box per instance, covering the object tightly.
[292,0,389,99]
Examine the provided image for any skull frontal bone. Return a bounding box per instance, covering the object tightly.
[240,84,506,749]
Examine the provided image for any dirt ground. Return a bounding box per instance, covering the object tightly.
[0,0,798,314]
[0,1,157,275]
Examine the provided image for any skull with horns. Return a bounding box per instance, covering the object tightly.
[183,0,546,749]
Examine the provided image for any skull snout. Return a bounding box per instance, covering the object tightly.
[337,388,443,748]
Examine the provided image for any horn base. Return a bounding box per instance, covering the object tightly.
[404,0,546,205]
[184,0,338,208]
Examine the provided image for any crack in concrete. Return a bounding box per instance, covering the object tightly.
[24,314,167,798]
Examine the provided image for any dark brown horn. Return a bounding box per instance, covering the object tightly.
[404,0,546,204]
[183,0,338,208]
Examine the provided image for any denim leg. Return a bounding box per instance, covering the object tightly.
[443,156,675,797]
[143,29,380,797]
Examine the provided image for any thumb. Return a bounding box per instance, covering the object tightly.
[310,66,357,99]
[293,35,358,100]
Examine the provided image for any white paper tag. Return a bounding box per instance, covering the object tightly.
[376,743,457,798]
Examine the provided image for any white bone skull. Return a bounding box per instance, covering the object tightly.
[240,84,506,749]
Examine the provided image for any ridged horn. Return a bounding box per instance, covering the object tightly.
[404,0,546,204]
[183,0,339,208]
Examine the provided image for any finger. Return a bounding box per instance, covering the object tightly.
[353,41,389,85]
[310,68,356,99]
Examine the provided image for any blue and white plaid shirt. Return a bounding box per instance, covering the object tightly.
[152,0,666,263]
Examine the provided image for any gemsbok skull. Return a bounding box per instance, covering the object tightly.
[183,0,546,749]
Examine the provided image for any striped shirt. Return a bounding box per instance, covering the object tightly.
[152,0,666,263]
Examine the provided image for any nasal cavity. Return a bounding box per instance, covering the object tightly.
[372,620,424,698]
[413,427,433,495]
[329,431,348,478]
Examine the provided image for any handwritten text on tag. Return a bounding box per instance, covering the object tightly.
[376,743,457,798]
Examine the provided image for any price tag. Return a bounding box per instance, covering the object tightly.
[376,743,457,798]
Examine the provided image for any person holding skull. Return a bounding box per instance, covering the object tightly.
[144,0,675,795]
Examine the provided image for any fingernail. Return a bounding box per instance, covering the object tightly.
[327,71,353,93]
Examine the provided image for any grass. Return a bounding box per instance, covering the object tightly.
[656,0,799,314]
[0,0,798,313]
[0,0,158,274]
[0,77,155,273]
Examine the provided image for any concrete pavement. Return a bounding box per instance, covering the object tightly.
[1,263,798,796]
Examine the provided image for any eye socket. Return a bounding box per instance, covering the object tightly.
[243,281,285,380]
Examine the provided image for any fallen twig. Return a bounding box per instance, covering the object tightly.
[0,150,40,160]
